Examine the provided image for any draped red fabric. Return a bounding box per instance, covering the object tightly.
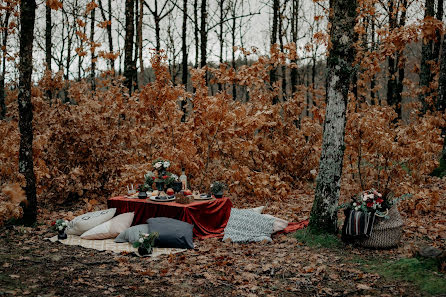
[107,196,233,238]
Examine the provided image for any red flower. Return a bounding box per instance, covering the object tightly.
[162,175,168,179]
[376,198,383,204]
[367,202,374,208]
[51,221,56,226]
[152,176,155,180]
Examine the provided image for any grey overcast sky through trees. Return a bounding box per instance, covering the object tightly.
[3,0,424,82]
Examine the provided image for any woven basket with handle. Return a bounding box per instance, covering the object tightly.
[357,205,403,249]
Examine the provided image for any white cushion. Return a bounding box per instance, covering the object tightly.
[262,214,289,233]
[66,208,116,235]
[249,206,265,214]
[81,212,134,240]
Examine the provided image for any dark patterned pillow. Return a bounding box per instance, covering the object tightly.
[223,208,275,242]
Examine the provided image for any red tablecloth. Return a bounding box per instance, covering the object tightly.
[107,196,233,239]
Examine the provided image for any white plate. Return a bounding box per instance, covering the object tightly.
[194,195,213,200]
[150,196,176,202]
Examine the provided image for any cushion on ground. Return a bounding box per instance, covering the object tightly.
[249,206,265,213]
[223,208,275,242]
[147,217,194,249]
[262,214,289,233]
[81,212,134,239]
[66,208,116,235]
[115,224,150,243]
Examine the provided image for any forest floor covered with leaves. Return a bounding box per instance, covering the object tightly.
[1,187,446,297]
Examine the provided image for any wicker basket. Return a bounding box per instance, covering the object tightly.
[357,205,404,249]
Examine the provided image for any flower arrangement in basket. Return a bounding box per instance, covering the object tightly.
[339,189,410,249]
[133,232,159,256]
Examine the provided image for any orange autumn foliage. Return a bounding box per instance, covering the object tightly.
[0,49,443,224]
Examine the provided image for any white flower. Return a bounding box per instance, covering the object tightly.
[58,226,63,231]
[171,174,178,180]
[163,161,170,168]
[362,196,367,202]
[139,238,144,243]
[355,206,360,211]
[144,233,149,237]
[155,162,162,169]
[352,202,357,207]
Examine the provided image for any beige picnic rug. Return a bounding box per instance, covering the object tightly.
[47,235,186,258]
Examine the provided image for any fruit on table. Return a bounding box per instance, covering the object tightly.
[183,189,192,196]
[166,188,174,195]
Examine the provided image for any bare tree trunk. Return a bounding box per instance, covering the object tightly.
[90,2,96,91]
[181,0,188,121]
[18,0,37,226]
[138,0,144,84]
[420,0,435,112]
[309,0,357,234]
[45,2,52,100]
[438,25,446,159]
[200,0,207,68]
[231,3,236,100]
[124,0,136,94]
[193,0,199,67]
[218,0,225,91]
[182,0,188,86]
[370,11,377,104]
[433,0,444,63]
[271,0,279,104]
[134,0,139,88]
[395,0,408,118]
[279,1,287,99]
[386,0,398,116]
[290,0,298,94]
[98,0,115,72]
[0,6,11,119]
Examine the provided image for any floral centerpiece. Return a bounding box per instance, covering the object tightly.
[210,181,226,198]
[152,158,171,177]
[133,232,159,256]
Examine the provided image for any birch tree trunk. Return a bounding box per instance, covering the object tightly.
[308,0,357,234]
[18,0,37,226]
[0,5,11,119]
[437,30,446,164]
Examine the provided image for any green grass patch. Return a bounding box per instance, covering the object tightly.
[294,229,342,249]
[361,257,446,295]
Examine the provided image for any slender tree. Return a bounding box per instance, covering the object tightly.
[18,0,37,226]
[90,0,96,91]
[290,0,299,94]
[437,23,446,168]
[45,1,52,73]
[271,0,279,104]
[308,0,358,233]
[0,3,11,119]
[200,0,207,68]
[420,0,435,112]
[124,0,136,93]
[98,0,115,72]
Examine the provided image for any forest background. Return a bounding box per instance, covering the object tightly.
[0,0,445,236]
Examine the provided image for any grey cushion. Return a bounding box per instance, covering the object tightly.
[147,217,194,249]
[114,224,149,243]
[223,208,275,243]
